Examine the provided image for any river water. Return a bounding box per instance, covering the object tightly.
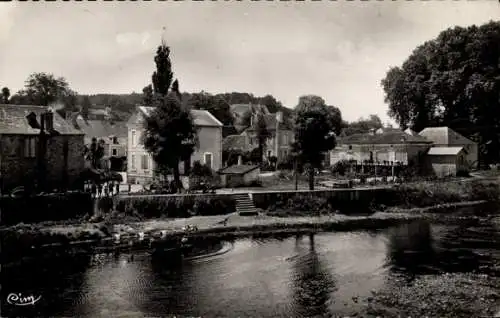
[2,216,499,317]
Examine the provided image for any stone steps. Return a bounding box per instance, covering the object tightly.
[232,193,259,216]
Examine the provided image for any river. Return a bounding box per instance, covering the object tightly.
[2,216,499,317]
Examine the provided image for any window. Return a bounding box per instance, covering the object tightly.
[112,136,118,144]
[204,152,213,169]
[131,130,137,146]
[268,150,272,158]
[141,155,149,170]
[24,136,36,158]
[112,149,117,156]
[131,155,136,170]
[348,145,353,150]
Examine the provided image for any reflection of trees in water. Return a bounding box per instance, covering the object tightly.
[386,220,437,276]
[387,219,499,277]
[435,219,499,275]
[1,252,92,317]
[290,234,336,318]
[147,244,207,316]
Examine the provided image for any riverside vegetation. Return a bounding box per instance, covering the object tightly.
[1,179,499,264]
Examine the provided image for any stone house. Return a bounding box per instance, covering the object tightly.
[70,114,128,158]
[330,129,433,166]
[239,111,294,164]
[419,127,478,169]
[0,104,85,192]
[330,126,478,177]
[126,106,223,184]
[218,164,260,188]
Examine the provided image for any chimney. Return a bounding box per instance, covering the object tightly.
[45,109,54,131]
[238,155,242,165]
[276,111,283,124]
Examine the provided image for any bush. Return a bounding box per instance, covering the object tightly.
[394,180,500,208]
[330,160,351,176]
[0,192,93,226]
[268,194,330,216]
[115,194,236,218]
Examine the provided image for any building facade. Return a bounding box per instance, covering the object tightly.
[239,111,294,163]
[0,104,85,192]
[419,127,478,169]
[330,129,433,166]
[126,106,223,184]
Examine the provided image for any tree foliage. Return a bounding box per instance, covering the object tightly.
[152,45,173,96]
[186,91,237,137]
[142,84,154,106]
[84,137,106,169]
[381,21,500,164]
[293,95,342,190]
[81,96,92,120]
[13,73,71,107]
[1,87,10,104]
[342,114,384,136]
[255,110,271,164]
[142,43,197,191]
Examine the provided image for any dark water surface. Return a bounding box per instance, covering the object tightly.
[2,217,499,317]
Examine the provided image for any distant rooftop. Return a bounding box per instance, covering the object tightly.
[339,130,431,145]
[138,106,223,127]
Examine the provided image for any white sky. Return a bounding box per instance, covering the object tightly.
[0,1,498,123]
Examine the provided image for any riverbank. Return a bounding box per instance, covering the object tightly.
[359,273,500,318]
[2,198,498,264]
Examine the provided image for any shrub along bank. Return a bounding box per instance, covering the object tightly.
[115,194,237,218]
[263,180,500,217]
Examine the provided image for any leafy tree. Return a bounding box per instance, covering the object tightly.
[142,43,198,191]
[381,21,500,165]
[152,45,173,96]
[81,96,92,120]
[258,94,283,113]
[16,73,71,106]
[343,114,383,136]
[142,84,154,106]
[292,95,341,190]
[188,91,237,137]
[1,87,10,104]
[255,110,271,164]
[84,137,106,169]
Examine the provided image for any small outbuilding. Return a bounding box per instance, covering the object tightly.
[426,146,468,178]
[218,164,260,188]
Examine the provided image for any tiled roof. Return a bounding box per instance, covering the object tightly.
[218,164,260,175]
[73,117,128,139]
[223,135,250,151]
[419,127,475,145]
[339,130,431,145]
[427,146,464,156]
[0,104,83,135]
[138,106,223,127]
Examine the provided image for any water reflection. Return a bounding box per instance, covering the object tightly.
[1,253,91,317]
[386,219,500,277]
[2,215,498,317]
[386,220,437,276]
[290,234,336,318]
